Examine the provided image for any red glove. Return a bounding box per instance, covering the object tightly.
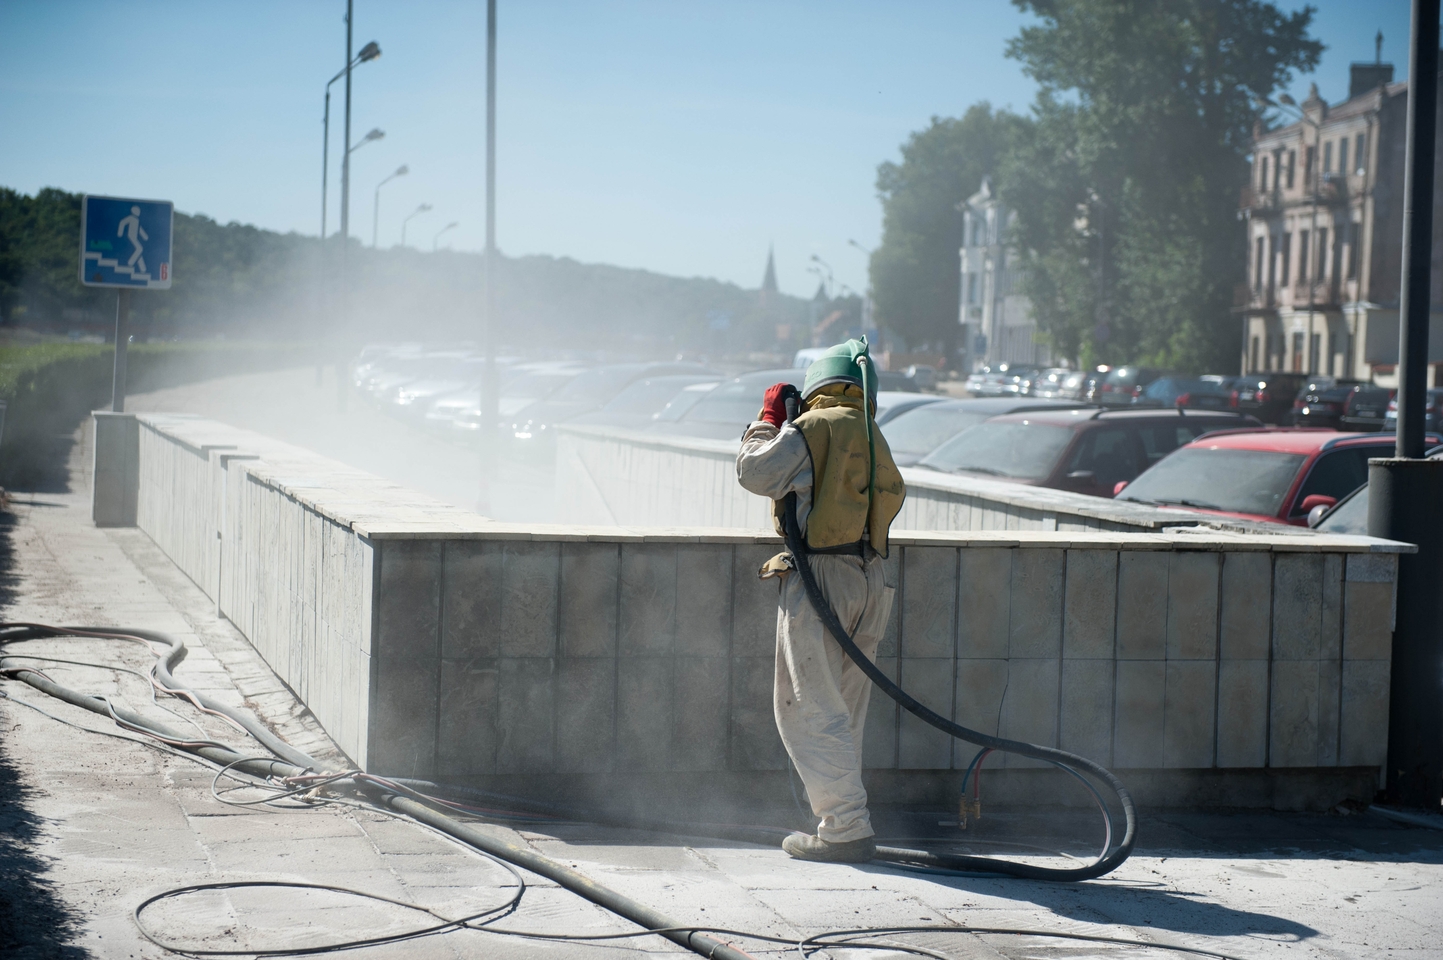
[758,383,799,427]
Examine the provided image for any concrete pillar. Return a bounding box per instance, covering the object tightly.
[93,411,139,527]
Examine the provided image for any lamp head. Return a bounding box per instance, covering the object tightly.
[419,203,433,212]
[358,41,381,63]
[1278,93,1297,107]
[365,128,385,143]
[395,165,409,177]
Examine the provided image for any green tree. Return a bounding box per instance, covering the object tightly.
[1000,0,1322,370]
[870,104,1026,354]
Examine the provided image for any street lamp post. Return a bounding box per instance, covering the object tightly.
[401,203,432,247]
[809,254,834,299]
[433,221,458,251]
[847,238,876,341]
[372,165,408,247]
[318,37,378,386]
[320,40,380,243]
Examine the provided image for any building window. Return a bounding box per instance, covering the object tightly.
[1355,133,1366,174]
[1287,150,1296,188]
[1347,221,1359,279]
[1251,335,1261,372]
[1327,331,1337,375]
[1317,227,1329,279]
[1339,137,1349,177]
[1304,146,1315,187]
[1292,332,1305,372]
[1280,232,1292,286]
[1259,155,1269,191]
[967,272,978,304]
[1309,333,1321,375]
[1254,237,1265,291]
[1298,230,1310,281]
[1323,140,1333,173]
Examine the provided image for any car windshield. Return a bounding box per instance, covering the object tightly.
[918,422,1075,479]
[883,407,991,456]
[547,366,643,403]
[1118,447,1306,515]
[1143,378,1225,402]
[686,375,800,424]
[502,372,579,400]
[1317,485,1368,534]
[654,382,718,421]
[601,377,718,415]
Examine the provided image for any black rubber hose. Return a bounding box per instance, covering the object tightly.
[0,624,756,960]
[777,396,1138,881]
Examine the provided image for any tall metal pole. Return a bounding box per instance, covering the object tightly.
[479,0,499,514]
[338,0,354,411]
[1369,0,1443,811]
[111,289,130,413]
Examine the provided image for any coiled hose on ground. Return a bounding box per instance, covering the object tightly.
[0,621,1259,960]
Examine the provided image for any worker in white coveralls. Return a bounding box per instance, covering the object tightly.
[735,337,905,863]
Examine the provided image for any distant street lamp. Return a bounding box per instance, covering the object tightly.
[320,40,380,242]
[372,165,408,247]
[809,254,835,299]
[433,221,459,251]
[401,203,432,247]
[847,239,876,335]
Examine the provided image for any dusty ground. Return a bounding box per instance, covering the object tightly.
[1,413,1441,959]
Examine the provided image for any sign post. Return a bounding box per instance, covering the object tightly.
[80,195,173,412]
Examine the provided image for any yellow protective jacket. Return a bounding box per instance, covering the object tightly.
[769,391,906,557]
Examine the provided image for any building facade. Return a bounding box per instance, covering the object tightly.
[958,177,1050,371]
[1239,63,1443,385]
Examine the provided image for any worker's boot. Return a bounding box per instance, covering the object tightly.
[781,832,876,864]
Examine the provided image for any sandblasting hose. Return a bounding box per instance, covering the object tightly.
[0,623,756,960]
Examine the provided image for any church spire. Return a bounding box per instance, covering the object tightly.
[761,245,779,295]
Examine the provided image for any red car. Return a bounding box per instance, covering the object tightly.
[1114,429,1441,526]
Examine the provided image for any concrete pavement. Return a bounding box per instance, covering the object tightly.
[1,420,1441,959]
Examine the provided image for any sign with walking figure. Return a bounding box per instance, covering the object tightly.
[80,195,173,289]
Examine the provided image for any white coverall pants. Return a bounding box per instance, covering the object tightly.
[774,552,894,842]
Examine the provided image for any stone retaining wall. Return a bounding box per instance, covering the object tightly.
[95,412,1413,809]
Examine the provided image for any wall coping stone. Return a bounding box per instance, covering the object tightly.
[558,422,1220,530]
[140,414,1414,553]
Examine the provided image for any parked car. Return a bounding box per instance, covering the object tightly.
[1022,368,1086,399]
[569,374,724,431]
[874,392,947,426]
[1227,373,1308,424]
[915,408,1259,498]
[1133,377,1232,411]
[426,361,590,433]
[965,363,1040,397]
[1340,385,1393,431]
[648,369,805,440]
[509,362,712,444]
[882,398,1092,467]
[1096,366,1169,406]
[1292,381,1374,429]
[1382,388,1443,433]
[1115,429,1440,525]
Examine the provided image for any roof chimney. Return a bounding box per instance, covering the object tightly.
[1349,61,1394,99]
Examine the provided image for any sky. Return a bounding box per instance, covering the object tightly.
[0,0,1413,299]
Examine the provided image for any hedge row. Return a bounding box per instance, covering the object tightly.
[0,340,313,489]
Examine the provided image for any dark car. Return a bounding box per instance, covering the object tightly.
[1310,444,1443,531]
[569,374,724,431]
[1116,429,1441,525]
[1228,373,1308,424]
[882,397,1092,467]
[1292,381,1372,430]
[874,392,947,425]
[509,362,713,444]
[1133,377,1232,411]
[1382,388,1443,433]
[1340,385,1393,431]
[648,368,806,440]
[1096,366,1169,406]
[915,407,1260,498]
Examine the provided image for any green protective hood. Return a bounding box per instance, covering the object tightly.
[802,336,877,402]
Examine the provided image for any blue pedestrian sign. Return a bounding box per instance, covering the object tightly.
[80,195,173,289]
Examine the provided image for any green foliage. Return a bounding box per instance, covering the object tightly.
[870,105,1026,352]
[0,186,807,355]
[1000,0,1323,371]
